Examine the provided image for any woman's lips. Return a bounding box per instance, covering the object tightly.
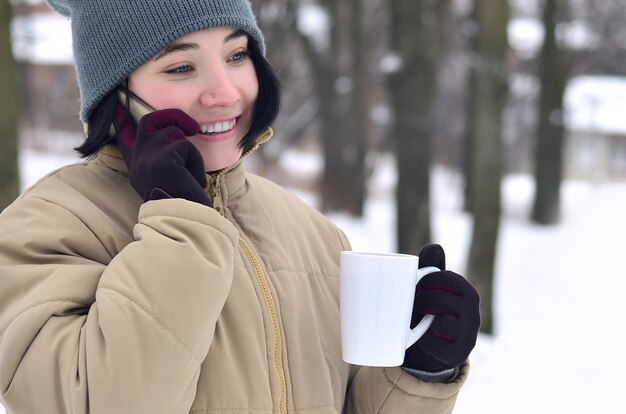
[195,117,240,140]
[199,117,237,134]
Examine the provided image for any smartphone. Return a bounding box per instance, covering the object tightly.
[118,88,155,123]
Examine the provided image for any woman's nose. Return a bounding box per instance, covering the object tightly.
[199,68,241,107]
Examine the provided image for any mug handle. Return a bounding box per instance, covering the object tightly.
[405,266,440,349]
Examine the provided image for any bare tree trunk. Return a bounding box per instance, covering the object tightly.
[317,0,367,215]
[0,1,20,210]
[285,0,367,216]
[462,6,478,213]
[344,0,367,215]
[466,0,509,335]
[531,0,569,225]
[388,0,438,254]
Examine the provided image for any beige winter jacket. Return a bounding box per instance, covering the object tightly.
[0,134,467,413]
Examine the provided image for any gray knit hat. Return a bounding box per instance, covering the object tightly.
[46,0,265,122]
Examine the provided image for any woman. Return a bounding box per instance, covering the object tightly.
[0,1,480,413]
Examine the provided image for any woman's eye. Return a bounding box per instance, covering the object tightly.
[164,64,193,75]
[229,50,249,65]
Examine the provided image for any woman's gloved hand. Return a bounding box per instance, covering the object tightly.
[403,244,481,372]
[115,105,211,206]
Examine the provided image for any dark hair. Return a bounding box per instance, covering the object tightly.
[75,88,119,157]
[75,35,281,158]
[240,35,281,151]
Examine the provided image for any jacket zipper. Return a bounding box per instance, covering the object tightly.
[208,175,224,215]
[240,237,287,414]
[208,177,287,413]
[205,127,273,216]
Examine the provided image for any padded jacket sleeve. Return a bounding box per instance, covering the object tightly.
[344,363,468,413]
[0,195,239,414]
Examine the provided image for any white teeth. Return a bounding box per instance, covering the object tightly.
[200,118,237,134]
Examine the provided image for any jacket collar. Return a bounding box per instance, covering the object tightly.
[97,128,273,207]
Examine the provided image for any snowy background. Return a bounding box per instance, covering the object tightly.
[2,147,624,413]
[4,1,626,412]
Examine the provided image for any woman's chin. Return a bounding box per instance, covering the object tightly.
[186,137,243,173]
[201,150,244,173]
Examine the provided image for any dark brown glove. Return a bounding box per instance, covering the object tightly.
[115,105,211,206]
[403,244,481,372]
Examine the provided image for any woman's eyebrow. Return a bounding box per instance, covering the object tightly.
[153,42,199,61]
[153,29,247,62]
[224,29,247,43]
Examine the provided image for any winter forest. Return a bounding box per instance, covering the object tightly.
[2,0,626,412]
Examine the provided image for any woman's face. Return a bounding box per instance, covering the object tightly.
[128,27,259,172]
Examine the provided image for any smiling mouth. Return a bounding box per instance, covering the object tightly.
[199,118,238,135]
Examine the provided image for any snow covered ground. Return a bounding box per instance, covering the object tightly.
[305,152,626,413]
[3,148,625,413]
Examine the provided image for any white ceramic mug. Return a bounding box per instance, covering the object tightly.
[340,251,440,367]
